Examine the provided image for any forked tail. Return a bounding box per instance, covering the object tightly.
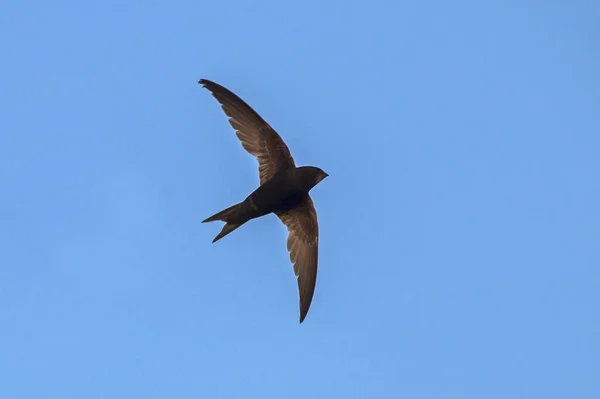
[202,203,245,243]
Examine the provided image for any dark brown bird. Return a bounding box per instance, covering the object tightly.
[198,78,328,323]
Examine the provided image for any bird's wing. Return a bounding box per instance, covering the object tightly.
[199,79,296,184]
[276,195,319,323]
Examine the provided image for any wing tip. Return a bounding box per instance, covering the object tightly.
[299,299,311,324]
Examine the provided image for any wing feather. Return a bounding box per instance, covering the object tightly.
[276,196,319,323]
[199,79,295,184]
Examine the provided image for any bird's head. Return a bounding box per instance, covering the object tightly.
[298,166,328,190]
[315,168,329,183]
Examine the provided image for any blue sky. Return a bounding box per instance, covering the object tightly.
[1,1,599,397]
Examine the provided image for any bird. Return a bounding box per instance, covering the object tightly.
[198,78,328,323]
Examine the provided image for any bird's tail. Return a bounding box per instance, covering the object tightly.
[202,204,239,223]
[202,203,246,243]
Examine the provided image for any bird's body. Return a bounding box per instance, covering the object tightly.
[198,79,327,323]
[249,166,326,214]
[205,166,325,228]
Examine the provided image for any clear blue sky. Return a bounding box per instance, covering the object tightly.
[1,1,599,397]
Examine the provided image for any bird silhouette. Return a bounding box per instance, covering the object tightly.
[199,78,328,323]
